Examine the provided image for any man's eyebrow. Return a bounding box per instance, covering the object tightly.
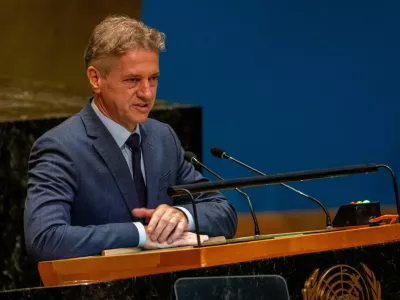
[124,74,141,78]
[124,72,160,78]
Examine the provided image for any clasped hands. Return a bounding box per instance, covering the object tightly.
[132,204,208,250]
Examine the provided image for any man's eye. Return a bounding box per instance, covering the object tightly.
[126,78,139,82]
[149,77,159,86]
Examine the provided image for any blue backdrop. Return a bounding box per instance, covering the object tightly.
[143,1,400,213]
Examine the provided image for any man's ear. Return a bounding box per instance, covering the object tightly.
[87,66,102,93]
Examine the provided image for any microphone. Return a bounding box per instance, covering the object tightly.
[210,147,333,230]
[184,151,261,236]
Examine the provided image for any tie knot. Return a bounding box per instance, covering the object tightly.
[126,133,141,151]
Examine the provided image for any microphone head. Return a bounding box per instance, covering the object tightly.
[184,151,198,164]
[210,147,227,159]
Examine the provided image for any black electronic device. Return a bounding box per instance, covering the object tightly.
[332,201,381,227]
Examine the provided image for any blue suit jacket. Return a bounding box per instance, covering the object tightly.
[24,102,237,261]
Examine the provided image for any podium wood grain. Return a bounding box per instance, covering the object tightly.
[38,224,400,287]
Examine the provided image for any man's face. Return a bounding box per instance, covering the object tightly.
[90,49,159,131]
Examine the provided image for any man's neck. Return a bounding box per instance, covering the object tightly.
[93,96,137,132]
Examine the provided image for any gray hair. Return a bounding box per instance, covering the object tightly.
[84,15,166,75]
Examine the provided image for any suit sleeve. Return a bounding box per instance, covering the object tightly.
[167,126,238,238]
[24,135,140,261]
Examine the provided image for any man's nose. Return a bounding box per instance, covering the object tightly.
[137,80,152,99]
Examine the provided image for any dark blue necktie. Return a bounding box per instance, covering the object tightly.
[125,133,147,208]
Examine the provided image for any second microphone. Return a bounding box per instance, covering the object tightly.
[184,151,261,236]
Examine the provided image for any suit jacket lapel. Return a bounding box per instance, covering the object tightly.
[80,102,139,213]
[140,123,159,209]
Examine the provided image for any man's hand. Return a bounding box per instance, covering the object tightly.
[132,204,188,244]
[143,232,209,250]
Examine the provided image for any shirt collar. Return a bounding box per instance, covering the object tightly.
[91,100,141,148]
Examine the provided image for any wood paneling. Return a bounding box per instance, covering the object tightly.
[235,205,398,237]
[39,223,400,287]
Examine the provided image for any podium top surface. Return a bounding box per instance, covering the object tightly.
[38,224,400,287]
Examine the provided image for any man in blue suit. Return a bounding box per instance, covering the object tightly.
[24,15,237,262]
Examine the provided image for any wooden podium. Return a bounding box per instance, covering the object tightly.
[36,223,400,299]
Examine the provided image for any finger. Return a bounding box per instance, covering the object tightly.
[132,208,155,219]
[187,233,208,244]
[200,235,209,243]
[146,207,167,235]
[172,210,188,231]
[189,234,209,245]
[151,212,174,242]
[167,220,186,244]
[149,209,174,241]
[132,208,147,218]
[144,239,169,250]
[158,216,180,243]
[171,233,209,247]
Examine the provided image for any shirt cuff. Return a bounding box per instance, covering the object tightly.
[133,222,146,247]
[174,206,195,232]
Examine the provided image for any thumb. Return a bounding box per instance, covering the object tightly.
[132,208,155,219]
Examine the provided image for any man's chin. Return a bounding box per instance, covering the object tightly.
[133,114,150,125]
